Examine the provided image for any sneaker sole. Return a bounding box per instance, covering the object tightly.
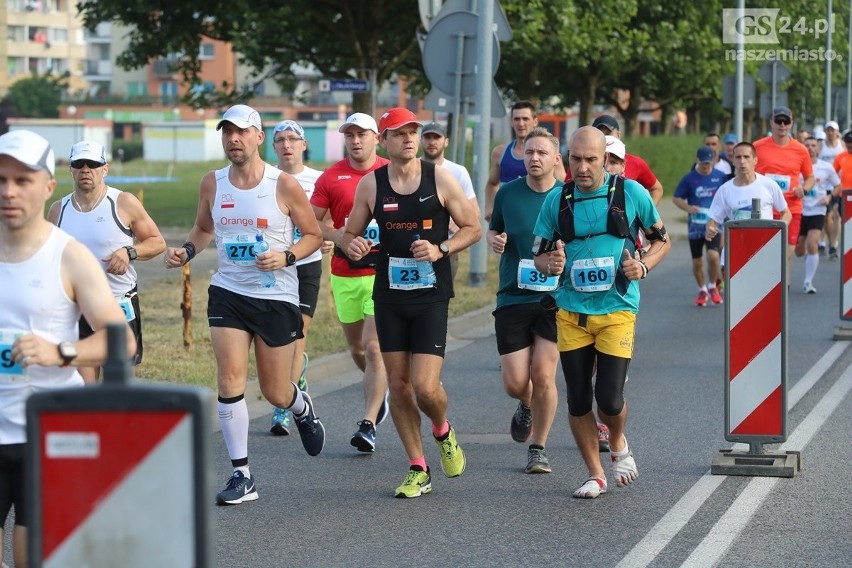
[394,483,432,498]
[350,434,376,453]
[216,491,259,506]
[525,465,552,474]
[269,424,290,436]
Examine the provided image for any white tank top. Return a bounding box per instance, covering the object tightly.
[290,166,323,266]
[210,164,299,304]
[56,186,136,296]
[0,227,84,444]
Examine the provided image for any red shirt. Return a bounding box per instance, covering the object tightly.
[565,153,658,190]
[753,136,813,215]
[311,156,389,277]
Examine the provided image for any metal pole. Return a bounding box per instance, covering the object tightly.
[369,68,378,121]
[449,31,466,164]
[771,61,777,112]
[734,0,744,140]
[457,99,469,166]
[847,0,851,129]
[752,198,761,219]
[469,0,493,287]
[826,0,833,122]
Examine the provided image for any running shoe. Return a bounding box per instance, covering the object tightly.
[597,422,610,452]
[572,476,607,499]
[350,419,377,453]
[269,406,291,436]
[510,401,533,443]
[695,289,708,307]
[376,389,390,425]
[434,425,466,478]
[611,445,638,487]
[803,282,817,294]
[394,466,432,498]
[297,351,309,392]
[819,243,827,257]
[215,471,258,505]
[525,446,552,474]
[829,246,839,260]
[709,287,723,305]
[294,392,325,456]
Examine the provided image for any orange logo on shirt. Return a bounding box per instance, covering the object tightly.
[423,219,433,230]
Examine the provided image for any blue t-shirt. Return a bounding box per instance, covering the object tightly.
[533,174,660,315]
[674,169,728,240]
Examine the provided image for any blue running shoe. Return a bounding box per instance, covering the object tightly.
[350,420,377,453]
[376,389,390,425]
[216,471,258,505]
[270,406,291,436]
[295,392,325,456]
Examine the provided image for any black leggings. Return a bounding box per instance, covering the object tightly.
[560,345,630,417]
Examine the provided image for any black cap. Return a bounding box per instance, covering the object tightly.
[592,114,619,132]
[772,106,793,120]
[843,130,852,143]
[421,122,447,137]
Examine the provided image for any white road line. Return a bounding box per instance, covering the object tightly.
[682,360,852,567]
[615,342,848,568]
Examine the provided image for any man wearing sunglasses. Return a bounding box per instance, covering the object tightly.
[753,106,815,280]
[48,140,165,382]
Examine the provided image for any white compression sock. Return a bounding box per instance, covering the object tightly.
[218,395,249,465]
[805,253,819,284]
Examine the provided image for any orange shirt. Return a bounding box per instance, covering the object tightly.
[753,136,813,215]
[834,151,852,190]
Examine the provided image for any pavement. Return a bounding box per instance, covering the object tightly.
[142,197,689,415]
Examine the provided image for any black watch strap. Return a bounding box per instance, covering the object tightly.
[123,245,138,261]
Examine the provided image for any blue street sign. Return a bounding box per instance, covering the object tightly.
[330,79,370,92]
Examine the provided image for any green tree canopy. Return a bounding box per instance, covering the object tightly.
[5,72,69,118]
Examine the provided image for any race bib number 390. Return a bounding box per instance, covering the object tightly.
[570,256,615,292]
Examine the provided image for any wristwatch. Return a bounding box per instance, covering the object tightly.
[439,242,450,258]
[58,341,78,367]
[123,245,138,261]
[284,250,296,267]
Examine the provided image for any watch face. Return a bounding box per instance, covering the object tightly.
[440,243,450,255]
[59,342,77,360]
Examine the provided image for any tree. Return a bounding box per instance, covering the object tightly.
[77,0,422,112]
[5,72,69,118]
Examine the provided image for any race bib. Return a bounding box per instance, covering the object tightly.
[517,259,558,291]
[570,256,615,292]
[344,217,381,245]
[0,329,26,382]
[224,234,256,266]
[767,173,791,191]
[293,227,302,243]
[117,296,136,322]
[388,257,436,290]
[733,208,754,220]
[690,207,710,225]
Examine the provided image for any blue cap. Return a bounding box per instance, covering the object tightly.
[273,119,305,139]
[697,146,715,163]
[723,133,737,144]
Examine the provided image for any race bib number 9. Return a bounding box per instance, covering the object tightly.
[224,234,256,265]
[517,259,558,291]
[570,256,615,292]
[388,257,434,290]
[0,330,26,381]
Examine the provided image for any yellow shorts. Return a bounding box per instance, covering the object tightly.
[330,274,375,324]
[555,310,635,358]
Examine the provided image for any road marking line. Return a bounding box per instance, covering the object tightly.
[615,342,848,568]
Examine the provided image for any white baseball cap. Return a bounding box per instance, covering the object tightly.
[338,112,378,134]
[0,130,55,177]
[604,135,626,160]
[825,120,840,131]
[216,104,262,131]
[69,140,107,165]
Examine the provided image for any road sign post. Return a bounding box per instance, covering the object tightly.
[712,219,800,477]
[26,324,213,567]
[833,190,852,338]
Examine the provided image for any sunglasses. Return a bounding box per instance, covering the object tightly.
[773,118,792,126]
[273,136,303,144]
[70,159,104,169]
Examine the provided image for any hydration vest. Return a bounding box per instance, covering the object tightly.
[557,174,641,252]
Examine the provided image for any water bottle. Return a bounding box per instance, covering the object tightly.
[254,231,276,288]
[412,234,437,287]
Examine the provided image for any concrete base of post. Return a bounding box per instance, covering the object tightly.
[832,326,852,340]
[711,448,802,477]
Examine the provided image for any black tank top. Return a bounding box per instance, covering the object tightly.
[372,160,453,303]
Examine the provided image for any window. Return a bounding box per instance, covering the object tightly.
[199,43,214,60]
[128,82,147,97]
[8,26,26,42]
[7,57,26,75]
[51,28,68,44]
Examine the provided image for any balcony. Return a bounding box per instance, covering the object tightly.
[83,22,112,43]
[84,60,112,77]
[152,58,178,78]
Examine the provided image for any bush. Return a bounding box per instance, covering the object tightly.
[113,139,144,162]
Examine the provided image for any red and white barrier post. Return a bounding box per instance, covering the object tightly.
[838,190,852,323]
[712,212,800,476]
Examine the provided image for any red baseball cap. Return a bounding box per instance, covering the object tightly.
[378,108,421,135]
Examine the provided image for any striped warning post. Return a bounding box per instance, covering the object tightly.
[724,220,787,443]
[841,190,852,320]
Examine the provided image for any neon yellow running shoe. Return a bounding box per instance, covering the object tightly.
[434,425,466,478]
[394,467,432,498]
